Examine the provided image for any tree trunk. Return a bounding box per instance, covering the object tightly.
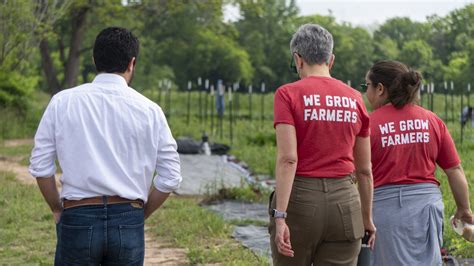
[63,6,89,89]
[39,39,61,95]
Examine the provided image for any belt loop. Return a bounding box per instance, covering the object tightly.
[103,196,108,206]
[323,179,328,193]
[399,187,403,207]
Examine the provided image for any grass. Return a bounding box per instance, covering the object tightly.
[147,196,270,265]
[202,176,272,204]
[438,139,474,257]
[0,170,270,265]
[0,142,33,166]
[0,171,56,264]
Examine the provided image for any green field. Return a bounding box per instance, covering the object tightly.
[1,89,473,261]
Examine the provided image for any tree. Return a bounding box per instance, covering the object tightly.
[235,0,299,89]
[38,0,138,95]
[373,37,399,61]
[0,0,69,109]
[374,17,430,49]
[138,0,252,89]
[399,40,433,71]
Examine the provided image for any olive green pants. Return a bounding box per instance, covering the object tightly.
[269,176,364,266]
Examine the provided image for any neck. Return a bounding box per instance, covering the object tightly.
[114,72,130,85]
[299,64,331,79]
[374,99,390,110]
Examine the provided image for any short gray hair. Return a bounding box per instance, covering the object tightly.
[290,24,334,65]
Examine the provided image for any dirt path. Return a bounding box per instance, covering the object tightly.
[0,139,189,265]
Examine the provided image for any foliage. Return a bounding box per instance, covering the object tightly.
[235,0,300,89]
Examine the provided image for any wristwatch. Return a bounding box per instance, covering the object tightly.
[271,209,287,219]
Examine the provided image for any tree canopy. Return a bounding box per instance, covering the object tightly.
[1,1,473,107]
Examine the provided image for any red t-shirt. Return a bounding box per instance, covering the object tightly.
[274,76,370,178]
[370,104,460,188]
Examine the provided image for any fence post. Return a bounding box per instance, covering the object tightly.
[229,86,233,144]
[198,77,202,123]
[210,84,215,135]
[468,83,471,107]
[460,84,464,144]
[187,81,191,125]
[204,79,209,122]
[158,79,163,104]
[166,80,172,120]
[218,82,224,139]
[234,82,240,121]
[261,82,265,127]
[444,81,448,121]
[248,85,253,121]
[430,82,435,112]
[451,81,454,122]
[420,83,424,107]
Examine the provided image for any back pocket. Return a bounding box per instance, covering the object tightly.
[60,224,93,261]
[337,199,364,241]
[119,222,145,260]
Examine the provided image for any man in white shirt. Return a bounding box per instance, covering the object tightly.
[29,27,182,265]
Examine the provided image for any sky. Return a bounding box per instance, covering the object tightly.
[224,0,473,27]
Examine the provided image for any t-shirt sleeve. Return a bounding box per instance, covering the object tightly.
[273,87,295,128]
[436,120,461,169]
[357,96,370,137]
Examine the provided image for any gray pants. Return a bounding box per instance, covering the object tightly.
[372,183,443,266]
[269,176,364,265]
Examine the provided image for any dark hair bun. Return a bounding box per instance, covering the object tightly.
[400,70,422,88]
[388,69,422,108]
[368,60,422,109]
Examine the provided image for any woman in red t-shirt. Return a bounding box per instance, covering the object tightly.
[269,23,376,265]
[364,60,474,265]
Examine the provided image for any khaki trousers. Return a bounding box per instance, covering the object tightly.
[269,176,364,266]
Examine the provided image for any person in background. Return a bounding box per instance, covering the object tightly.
[29,27,182,265]
[270,23,376,265]
[364,60,474,265]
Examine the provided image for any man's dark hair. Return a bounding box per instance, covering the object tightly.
[93,27,139,73]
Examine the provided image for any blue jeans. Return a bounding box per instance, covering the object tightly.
[55,202,145,265]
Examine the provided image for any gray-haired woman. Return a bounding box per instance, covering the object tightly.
[269,23,376,265]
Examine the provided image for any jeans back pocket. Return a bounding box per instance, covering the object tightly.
[60,224,93,261]
[119,222,145,260]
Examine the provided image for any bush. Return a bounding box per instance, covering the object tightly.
[0,71,37,112]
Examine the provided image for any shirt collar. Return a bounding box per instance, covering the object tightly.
[92,73,128,87]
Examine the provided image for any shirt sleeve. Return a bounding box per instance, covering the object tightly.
[273,87,295,128]
[436,120,461,169]
[29,97,58,178]
[153,107,182,193]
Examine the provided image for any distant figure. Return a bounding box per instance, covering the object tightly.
[270,24,375,265]
[363,60,474,265]
[29,27,182,265]
[216,79,225,117]
[460,106,473,127]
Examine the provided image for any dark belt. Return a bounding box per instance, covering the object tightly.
[63,195,144,209]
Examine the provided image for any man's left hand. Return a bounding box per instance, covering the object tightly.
[53,211,62,224]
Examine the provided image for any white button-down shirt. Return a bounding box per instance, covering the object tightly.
[29,74,182,202]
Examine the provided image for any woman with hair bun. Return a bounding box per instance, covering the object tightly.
[364,60,474,265]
